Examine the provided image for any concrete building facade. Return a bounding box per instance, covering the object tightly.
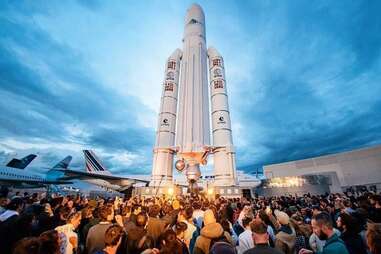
[263,144,381,191]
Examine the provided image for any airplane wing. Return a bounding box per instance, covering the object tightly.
[59,169,149,183]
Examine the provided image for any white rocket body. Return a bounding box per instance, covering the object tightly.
[150,49,182,187]
[208,48,237,186]
[150,4,237,188]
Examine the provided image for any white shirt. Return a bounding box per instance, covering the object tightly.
[237,229,254,254]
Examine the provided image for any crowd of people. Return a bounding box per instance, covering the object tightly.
[0,188,381,254]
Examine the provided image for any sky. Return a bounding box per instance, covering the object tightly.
[0,0,380,176]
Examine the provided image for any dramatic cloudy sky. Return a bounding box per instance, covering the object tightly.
[0,0,380,176]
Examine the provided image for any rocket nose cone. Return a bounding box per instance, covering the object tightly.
[185,3,205,25]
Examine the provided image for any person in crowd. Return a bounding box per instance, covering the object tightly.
[192,201,205,229]
[159,228,186,254]
[12,237,40,254]
[302,212,349,254]
[55,211,82,254]
[126,212,150,254]
[0,198,32,254]
[193,209,227,254]
[86,206,114,254]
[237,216,254,254]
[39,230,61,254]
[174,221,190,254]
[290,215,310,253]
[178,206,197,248]
[243,219,283,254]
[220,219,236,246]
[147,204,168,247]
[336,212,367,254]
[369,195,381,223]
[93,224,124,254]
[274,210,296,254]
[366,223,381,254]
[256,210,276,245]
[1,188,381,254]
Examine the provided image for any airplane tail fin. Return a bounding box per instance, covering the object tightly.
[6,154,37,169]
[51,156,72,170]
[83,150,109,173]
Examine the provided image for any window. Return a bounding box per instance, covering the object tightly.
[167,61,176,70]
[212,58,222,67]
[165,82,174,92]
[214,80,224,89]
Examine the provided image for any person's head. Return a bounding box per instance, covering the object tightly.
[39,230,60,254]
[204,209,216,225]
[193,201,202,210]
[250,219,269,245]
[184,206,193,221]
[148,204,161,218]
[257,210,271,226]
[160,229,177,250]
[274,210,290,225]
[220,219,231,233]
[7,197,24,212]
[105,224,124,249]
[312,212,334,240]
[242,216,252,229]
[81,206,93,219]
[210,242,237,254]
[370,195,381,208]
[13,237,40,254]
[67,211,82,229]
[99,205,113,222]
[336,212,360,233]
[56,206,71,222]
[366,223,381,254]
[174,221,187,239]
[121,205,131,217]
[66,200,74,209]
[136,212,148,227]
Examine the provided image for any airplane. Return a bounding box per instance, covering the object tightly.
[59,150,149,192]
[0,155,73,188]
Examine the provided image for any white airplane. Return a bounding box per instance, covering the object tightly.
[59,150,149,192]
[0,155,73,188]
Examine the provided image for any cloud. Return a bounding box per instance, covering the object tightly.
[0,0,380,178]
[0,2,156,174]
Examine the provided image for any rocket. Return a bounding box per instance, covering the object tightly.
[150,4,237,188]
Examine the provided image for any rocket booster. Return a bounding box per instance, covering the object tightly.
[150,49,182,187]
[208,47,237,186]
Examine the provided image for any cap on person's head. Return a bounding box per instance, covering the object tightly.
[274,210,290,225]
[204,209,216,225]
[250,219,268,234]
